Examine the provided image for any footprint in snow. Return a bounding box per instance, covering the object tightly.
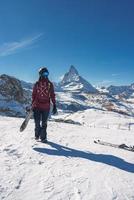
[15,178,23,190]
[3,147,22,158]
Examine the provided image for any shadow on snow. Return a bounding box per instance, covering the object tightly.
[33,141,134,173]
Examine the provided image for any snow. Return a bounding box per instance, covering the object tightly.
[0,111,134,200]
[0,99,25,116]
[0,94,7,100]
[62,82,83,91]
[56,92,87,106]
[60,66,97,93]
[64,109,134,131]
[0,79,6,86]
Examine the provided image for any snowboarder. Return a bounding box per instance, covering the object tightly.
[32,67,57,143]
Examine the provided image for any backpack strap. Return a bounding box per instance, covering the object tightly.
[48,82,51,97]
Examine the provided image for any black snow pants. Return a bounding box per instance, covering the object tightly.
[33,109,49,140]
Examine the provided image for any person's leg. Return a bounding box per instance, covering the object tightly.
[33,109,41,139]
[40,111,49,141]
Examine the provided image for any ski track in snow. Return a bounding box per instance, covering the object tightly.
[0,115,134,200]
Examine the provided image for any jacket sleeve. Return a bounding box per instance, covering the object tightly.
[32,83,37,106]
[50,82,56,105]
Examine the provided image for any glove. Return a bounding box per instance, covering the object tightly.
[52,104,57,115]
[25,106,31,113]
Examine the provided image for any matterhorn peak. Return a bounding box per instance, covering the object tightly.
[60,65,98,93]
[60,65,79,85]
[69,65,79,76]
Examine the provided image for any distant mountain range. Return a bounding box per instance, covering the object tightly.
[0,66,134,117]
[107,84,134,97]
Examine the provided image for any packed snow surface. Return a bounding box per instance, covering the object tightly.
[0,110,134,200]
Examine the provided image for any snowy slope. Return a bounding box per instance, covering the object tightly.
[20,80,33,91]
[107,84,134,98]
[56,92,90,112]
[0,111,134,200]
[62,109,134,131]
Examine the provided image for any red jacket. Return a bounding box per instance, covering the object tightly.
[32,78,56,111]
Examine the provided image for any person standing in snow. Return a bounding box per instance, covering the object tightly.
[32,67,57,143]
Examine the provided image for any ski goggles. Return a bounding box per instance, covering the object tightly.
[42,71,49,77]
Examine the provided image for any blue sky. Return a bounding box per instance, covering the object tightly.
[0,0,134,86]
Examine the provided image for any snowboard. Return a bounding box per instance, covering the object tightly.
[94,140,134,152]
[20,110,33,132]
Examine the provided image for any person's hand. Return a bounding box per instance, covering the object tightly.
[25,106,31,113]
[52,104,57,115]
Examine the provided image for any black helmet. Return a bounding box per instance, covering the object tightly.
[38,67,49,77]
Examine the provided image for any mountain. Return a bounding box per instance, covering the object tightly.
[20,80,33,91]
[0,70,134,117]
[0,74,31,117]
[130,83,134,90]
[55,65,99,112]
[59,65,98,93]
[107,84,134,98]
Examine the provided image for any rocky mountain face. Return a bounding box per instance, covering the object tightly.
[107,84,134,98]
[59,65,98,93]
[20,80,33,91]
[0,74,24,103]
[60,65,79,85]
[55,66,99,112]
[130,83,134,90]
[0,74,31,117]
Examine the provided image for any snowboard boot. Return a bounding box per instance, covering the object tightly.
[41,138,48,143]
[35,136,39,141]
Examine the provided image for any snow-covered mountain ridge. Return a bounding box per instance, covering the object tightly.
[59,65,98,93]
[0,74,31,117]
[0,66,134,117]
[107,84,134,97]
